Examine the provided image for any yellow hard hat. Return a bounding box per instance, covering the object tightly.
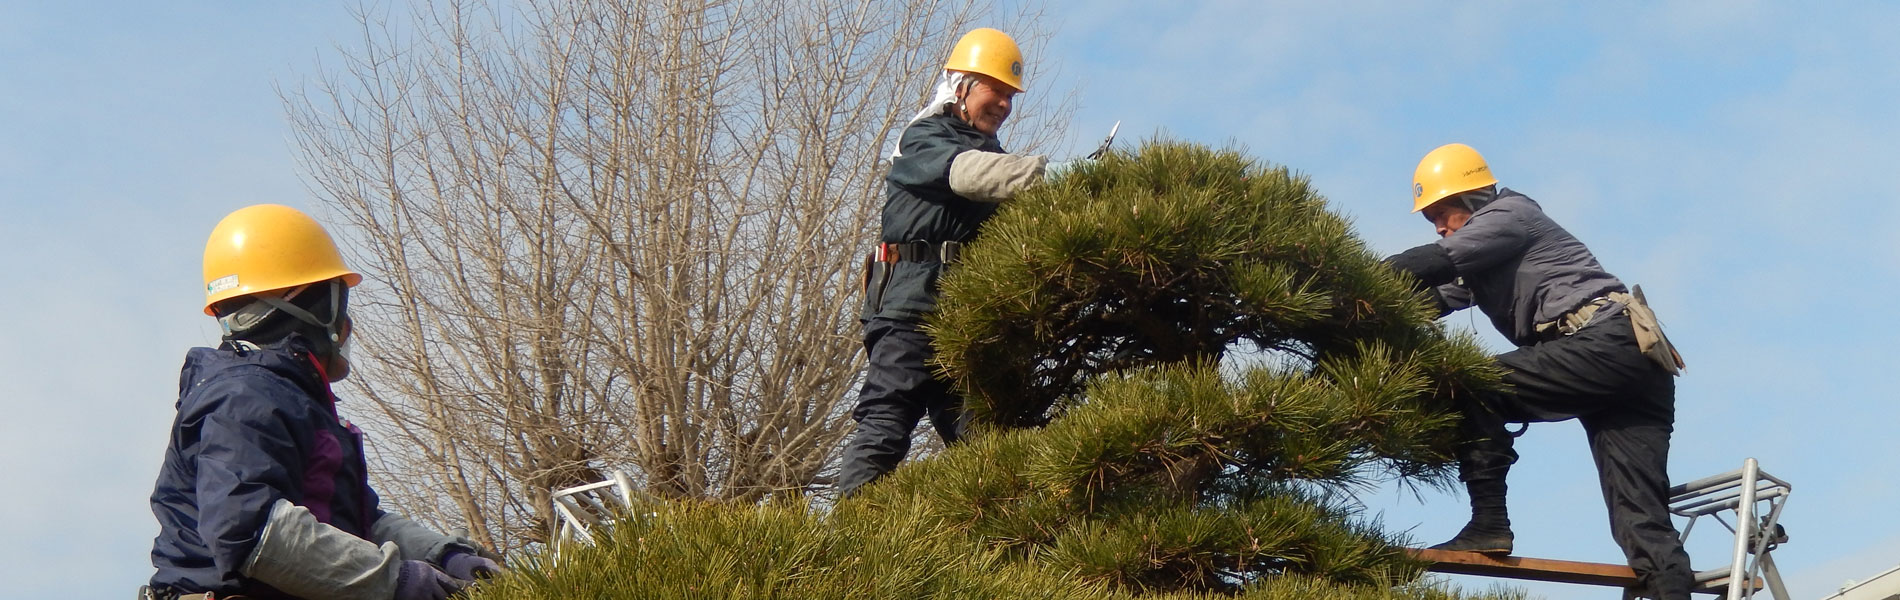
[1412,143,1498,212]
[202,204,361,315]
[945,28,1025,92]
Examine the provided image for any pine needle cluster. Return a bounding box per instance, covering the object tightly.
[469,140,1513,599]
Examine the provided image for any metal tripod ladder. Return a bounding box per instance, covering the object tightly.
[1664,457,1792,600]
[548,470,644,562]
[1418,457,1793,598]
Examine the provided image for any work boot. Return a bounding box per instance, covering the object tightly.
[1430,479,1513,554]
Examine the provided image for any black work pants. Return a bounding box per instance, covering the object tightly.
[1456,307,1693,600]
[836,318,967,498]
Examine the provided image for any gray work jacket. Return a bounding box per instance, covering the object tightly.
[1435,188,1627,346]
[866,113,1006,322]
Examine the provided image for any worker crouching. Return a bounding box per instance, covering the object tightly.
[1384,144,1693,600]
[145,205,500,600]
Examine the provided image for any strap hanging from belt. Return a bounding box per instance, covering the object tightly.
[137,586,238,600]
[877,240,965,263]
[1534,296,1614,341]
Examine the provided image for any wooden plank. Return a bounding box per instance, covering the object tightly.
[1409,549,1760,596]
[1409,548,1639,588]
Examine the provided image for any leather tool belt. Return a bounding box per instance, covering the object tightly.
[1531,289,1685,376]
[876,240,965,263]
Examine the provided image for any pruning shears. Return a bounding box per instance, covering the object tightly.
[1085,120,1121,160]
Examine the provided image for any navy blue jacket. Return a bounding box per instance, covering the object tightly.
[149,338,382,597]
[866,112,1006,321]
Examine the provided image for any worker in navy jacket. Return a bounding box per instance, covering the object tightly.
[1385,144,1691,600]
[837,28,1048,498]
[146,204,500,600]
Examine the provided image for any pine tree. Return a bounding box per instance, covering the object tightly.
[472,140,1512,599]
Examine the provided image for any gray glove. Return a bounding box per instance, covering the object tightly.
[394,560,468,600]
[441,549,503,580]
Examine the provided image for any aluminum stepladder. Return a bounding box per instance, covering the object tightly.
[549,469,643,562]
[1663,457,1792,600]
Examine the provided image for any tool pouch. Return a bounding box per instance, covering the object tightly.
[1615,286,1686,376]
[862,253,892,318]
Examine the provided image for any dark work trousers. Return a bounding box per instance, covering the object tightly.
[1455,306,1693,600]
[835,317,967,498]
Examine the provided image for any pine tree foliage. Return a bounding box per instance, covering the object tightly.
[471,141,1514,599]
[471,500,1524,600]
[870,140,1503,592]
[929,141,1495,430]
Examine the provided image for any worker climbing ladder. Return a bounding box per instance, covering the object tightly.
[1415,457,1792,599]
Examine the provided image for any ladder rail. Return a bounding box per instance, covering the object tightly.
[1722,458,1759,600]
[1674,487,1788,517]
[1669,466,1793,500]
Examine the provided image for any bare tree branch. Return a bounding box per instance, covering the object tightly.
[285,0,1071,554]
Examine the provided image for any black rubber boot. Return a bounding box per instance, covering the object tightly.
[1430,479,1514,554]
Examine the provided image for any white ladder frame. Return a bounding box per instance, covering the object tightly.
[1666,457,1792,600]
[548,470,641,561]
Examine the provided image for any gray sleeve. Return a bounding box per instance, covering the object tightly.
[1436,283,1474,315]
[948,151,1048,202]
[370,512,472,563]
[1434,207,1529,274]
[241,499,402,600]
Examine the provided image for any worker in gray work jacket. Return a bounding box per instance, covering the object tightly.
[1383,143,1693,600]
[837,27,1048,498]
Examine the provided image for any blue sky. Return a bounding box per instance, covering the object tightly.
[3,2,1897,599]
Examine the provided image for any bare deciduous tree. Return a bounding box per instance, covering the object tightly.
[284,0,1070,553]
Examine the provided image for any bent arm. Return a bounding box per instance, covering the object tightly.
[1385,245,1474,318]
[1385,243,1458,289]
[1435,283,1474,317]
[948,150,1048,202]
[1436,208,1530,274]
[243,499,404,600]
[189,381,303,583]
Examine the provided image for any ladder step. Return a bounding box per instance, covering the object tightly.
[1409,549,1759,595]
[1410,548,1639,588]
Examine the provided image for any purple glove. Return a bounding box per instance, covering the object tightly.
[441,549,504,580]
[395,560,468,600]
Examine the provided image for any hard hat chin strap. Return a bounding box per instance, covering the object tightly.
[951,74,979,126]
[263,279,347,344]
[219,279,350,351]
